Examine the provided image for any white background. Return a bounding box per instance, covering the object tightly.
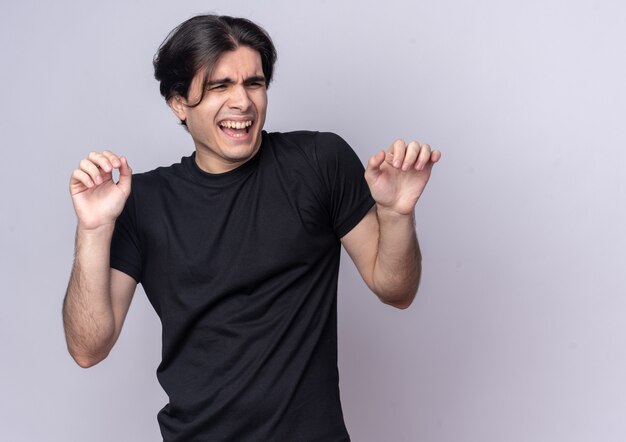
[1,0,625,441]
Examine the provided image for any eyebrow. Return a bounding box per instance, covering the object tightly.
[206,75,267,87]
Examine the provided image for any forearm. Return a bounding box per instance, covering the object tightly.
[63,224,116,367]
[371,206,422,308]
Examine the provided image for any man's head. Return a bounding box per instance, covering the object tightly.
[154,15,277,173]
[154,14,277,108]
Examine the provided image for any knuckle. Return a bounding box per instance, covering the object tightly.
[81,159,96,169]
[392,139,405,149]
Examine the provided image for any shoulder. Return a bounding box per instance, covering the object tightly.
[264,130,356,166]
[265,130,349,149]
[128,156,191,193]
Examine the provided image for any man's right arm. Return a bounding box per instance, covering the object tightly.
[62,151,136,368]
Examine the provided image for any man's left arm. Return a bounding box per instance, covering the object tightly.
[341,140,441,309]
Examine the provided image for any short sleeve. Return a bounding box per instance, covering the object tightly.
[110,188,143,283]
[313,132,375,238]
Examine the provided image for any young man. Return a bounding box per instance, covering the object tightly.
[63,14,440,441]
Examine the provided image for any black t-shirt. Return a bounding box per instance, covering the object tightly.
[111,131,374,441]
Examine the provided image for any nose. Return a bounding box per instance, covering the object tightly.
[228,85,252,111]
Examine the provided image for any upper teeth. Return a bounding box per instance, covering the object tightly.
[220,120,252,129]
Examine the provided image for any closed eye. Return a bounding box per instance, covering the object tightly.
[244,76,267,88]
[208,84,228,91]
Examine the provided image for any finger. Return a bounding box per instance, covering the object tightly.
[401,141,420,171]
[430,149,442,164]
[87,151,113,173]
[365,151,386,180]
[388,139,407,169]
[70,169,95,190]
[79,158,103,185]
[415,143,432,171]
[117,156,132,194]
[101,150,121,169]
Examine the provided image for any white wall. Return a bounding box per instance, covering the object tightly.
[1,0,625,440]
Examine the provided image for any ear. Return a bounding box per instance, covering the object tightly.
[168,96,188,122]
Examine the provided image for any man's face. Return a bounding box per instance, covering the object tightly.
[171,46,268,173]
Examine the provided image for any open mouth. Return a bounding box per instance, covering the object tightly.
[219,120,253,138]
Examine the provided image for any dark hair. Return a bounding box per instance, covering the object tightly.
[153,14,277,108]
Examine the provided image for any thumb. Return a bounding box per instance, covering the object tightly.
[117,156,132,194]
[365,150,385,180]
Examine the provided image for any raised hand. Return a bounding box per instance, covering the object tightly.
[69,150,132,230]
[365,140,441,216]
